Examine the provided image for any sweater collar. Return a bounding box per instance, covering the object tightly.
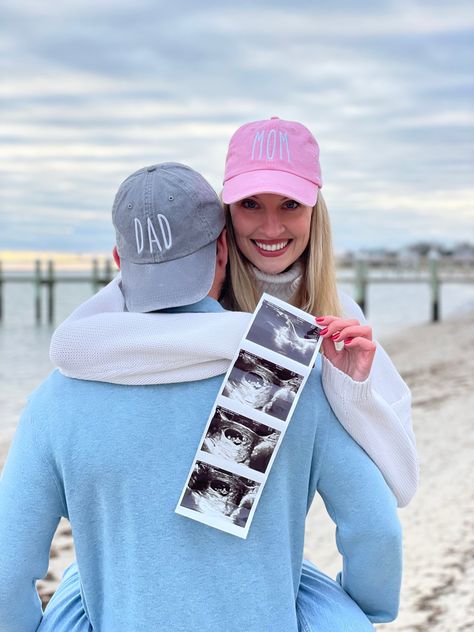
[251,260,303,302]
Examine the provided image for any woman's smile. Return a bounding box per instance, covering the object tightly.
[252,239,292,257]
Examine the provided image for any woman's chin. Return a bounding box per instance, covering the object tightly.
[252,256,294,275]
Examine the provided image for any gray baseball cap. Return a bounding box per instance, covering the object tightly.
[112,162,225,312]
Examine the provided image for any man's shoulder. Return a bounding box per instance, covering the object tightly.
[27,370,115,410]
[27,369,222,414]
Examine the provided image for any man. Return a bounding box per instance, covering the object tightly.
[0,163,402,631]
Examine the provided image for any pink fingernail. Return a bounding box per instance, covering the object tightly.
[344,339,352,345]
[316,317,325,323]
[319,327,328,335]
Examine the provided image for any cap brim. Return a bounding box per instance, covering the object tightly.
[120,241,216,312]
[222,169,319,207]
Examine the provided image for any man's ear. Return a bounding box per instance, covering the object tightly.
[207,229,228,301]
[216,228,228,270]
[112,246,121,270]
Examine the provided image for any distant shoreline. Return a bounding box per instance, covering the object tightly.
[2,242,474,272]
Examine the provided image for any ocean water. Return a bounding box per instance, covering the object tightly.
[1,273,474,459]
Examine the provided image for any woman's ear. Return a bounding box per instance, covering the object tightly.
[112,246,121,270]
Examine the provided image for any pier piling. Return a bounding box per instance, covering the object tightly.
[34,260,42,325]
[47,260,55,324]
[0,261,3,321]
[355,258,368,314]
[92,259,99,293]
[104,259,112,285]
[429,251,440,322]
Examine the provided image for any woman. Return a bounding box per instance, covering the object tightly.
[48,118,417,629]
[218,118,417,506]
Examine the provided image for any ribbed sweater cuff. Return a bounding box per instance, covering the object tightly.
[321,355,372,403]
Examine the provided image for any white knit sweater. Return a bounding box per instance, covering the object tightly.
[50,271,419,507]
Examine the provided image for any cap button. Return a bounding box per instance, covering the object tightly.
[270,116,279,120]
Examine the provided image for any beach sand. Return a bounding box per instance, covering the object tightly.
[304,314,474,631]
[11,314,474,629]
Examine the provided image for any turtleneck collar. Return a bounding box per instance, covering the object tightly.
[252,260,304,302]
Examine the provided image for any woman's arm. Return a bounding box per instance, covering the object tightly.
[50,278,250,385]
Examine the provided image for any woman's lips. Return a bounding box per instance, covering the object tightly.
[251,239,291,257]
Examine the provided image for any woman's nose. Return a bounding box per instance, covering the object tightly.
[260,210,285,237]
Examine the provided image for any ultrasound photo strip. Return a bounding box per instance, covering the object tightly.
[175,293,324,538]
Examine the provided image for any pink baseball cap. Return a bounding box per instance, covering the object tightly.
[222,117,322,206]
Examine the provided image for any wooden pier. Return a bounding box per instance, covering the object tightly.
[0,257,473,324]
[346,253,473,323]
[0,260,114,324]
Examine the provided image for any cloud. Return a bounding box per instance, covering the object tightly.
[0,0,473,252]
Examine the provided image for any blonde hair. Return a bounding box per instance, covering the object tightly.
[220,191,342,317]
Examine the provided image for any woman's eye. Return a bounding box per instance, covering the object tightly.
[241,198,258,209]
[284,200,300,209]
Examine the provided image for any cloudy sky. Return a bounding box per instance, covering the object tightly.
[1,0,473,255]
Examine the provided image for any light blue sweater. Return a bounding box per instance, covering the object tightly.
[0,298,402,632]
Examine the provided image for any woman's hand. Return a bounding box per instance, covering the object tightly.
[316,316,376,382]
